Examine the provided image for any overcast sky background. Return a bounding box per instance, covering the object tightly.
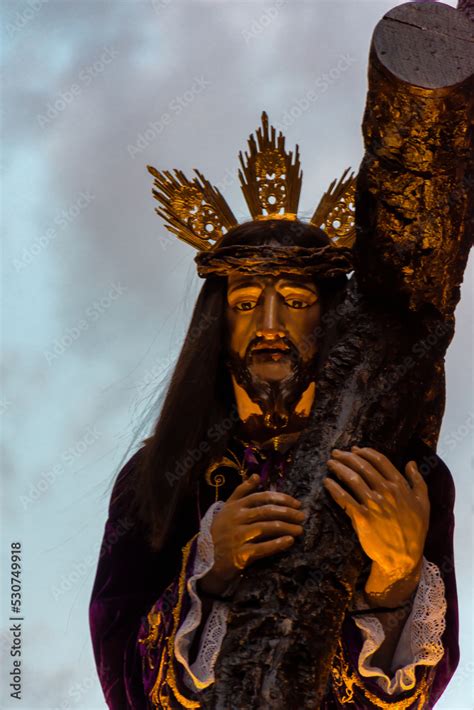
[1,0,472,708]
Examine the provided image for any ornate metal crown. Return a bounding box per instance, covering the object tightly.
[147,111,356,251]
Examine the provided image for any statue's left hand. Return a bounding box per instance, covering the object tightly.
[323,446,430,598]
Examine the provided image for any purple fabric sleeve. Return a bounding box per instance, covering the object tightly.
[89,449,200,709]
[89,437,459,709]
[137,533,203,708]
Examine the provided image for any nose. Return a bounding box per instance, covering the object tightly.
[255,289,286,339]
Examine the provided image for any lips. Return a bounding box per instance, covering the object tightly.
[251,342,290,353]
[249,342,292,364]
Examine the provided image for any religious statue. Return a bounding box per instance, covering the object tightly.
[89,1,473,707]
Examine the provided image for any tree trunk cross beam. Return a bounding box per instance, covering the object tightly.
[200,3,473,708]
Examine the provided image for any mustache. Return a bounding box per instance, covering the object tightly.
[227,348,314,430]
[246,336,298,360]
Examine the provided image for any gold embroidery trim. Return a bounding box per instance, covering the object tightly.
[331,639,432,709]
[141,578,432,708]
[138,609,162,671]
[148,534,201,709]
[204,449,249,502]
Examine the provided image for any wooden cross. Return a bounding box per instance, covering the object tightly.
[201,2,473,708]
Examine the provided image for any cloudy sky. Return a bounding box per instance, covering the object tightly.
[1,0,472,708]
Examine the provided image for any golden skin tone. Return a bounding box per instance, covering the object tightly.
[200,271,431,672]
[227,273,319,443]
[226,273,321,385]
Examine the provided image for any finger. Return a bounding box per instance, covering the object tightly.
[240,520,304,544]
[243,504,306,525]
[322,477,363,520]
[350,447,408,487]
[227,474,261,501]
[405,461,428,496]
[330,450,385,492]
[327,459,373,505]
[240,536,295,566]
[243,490,302,509]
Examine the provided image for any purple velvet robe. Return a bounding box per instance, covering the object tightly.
[89,436,459,708]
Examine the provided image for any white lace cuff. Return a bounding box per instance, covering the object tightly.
[353,557,447,695]
[174,500,231,692]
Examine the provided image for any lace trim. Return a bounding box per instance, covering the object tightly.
[332,640,433,709]
[175,527,446,698]
[174,500,230,692]
[353,557,446,695]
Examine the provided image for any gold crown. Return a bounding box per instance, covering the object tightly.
[147,111,356,251]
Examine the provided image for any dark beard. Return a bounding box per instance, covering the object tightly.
[227,338,318,432]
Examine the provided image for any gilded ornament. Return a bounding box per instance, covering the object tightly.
[148,111,356,252]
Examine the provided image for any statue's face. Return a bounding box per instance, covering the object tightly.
[226,273,321,383]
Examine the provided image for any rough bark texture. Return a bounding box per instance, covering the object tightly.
[459,0,474,23]
[200,3,473,709]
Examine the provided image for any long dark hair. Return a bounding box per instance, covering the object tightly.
[125,219,349,550]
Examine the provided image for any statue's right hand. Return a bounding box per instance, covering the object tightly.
[199,474,306,596]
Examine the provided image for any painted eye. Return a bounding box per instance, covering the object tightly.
[286,299,309,309]
[235,301,256,312]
